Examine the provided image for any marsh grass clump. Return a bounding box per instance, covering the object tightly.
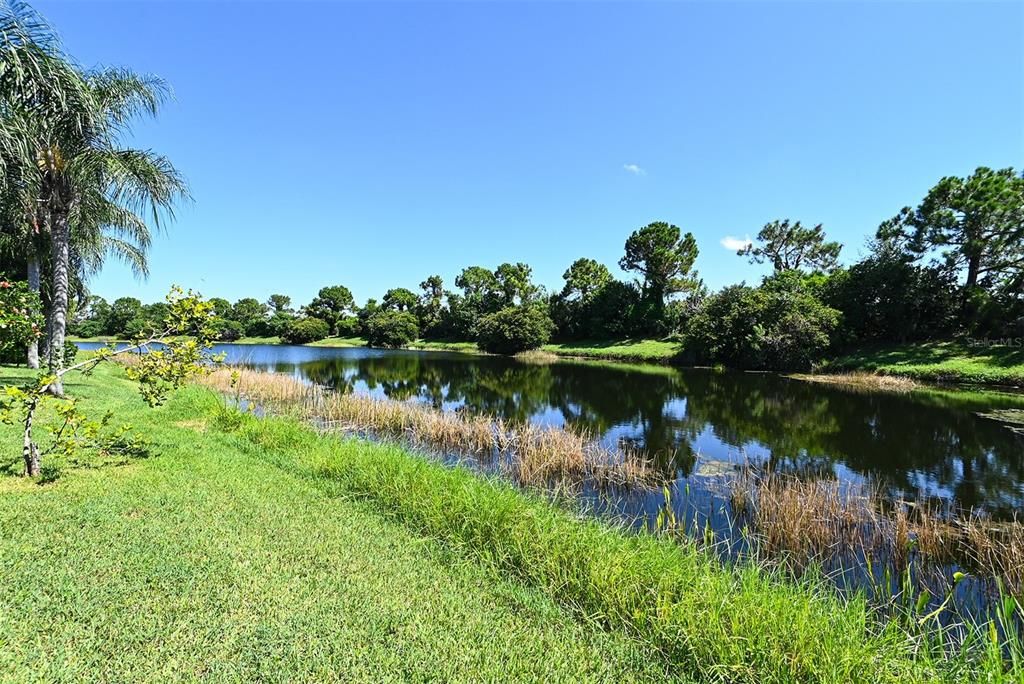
[198,367,659,490]
[512,349,560,364]
[725,467,1024,604]
[790,371,919,392]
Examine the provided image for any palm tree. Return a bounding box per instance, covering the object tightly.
[38,69,187,393]
[0,0,85,368]
[0,2,187,391]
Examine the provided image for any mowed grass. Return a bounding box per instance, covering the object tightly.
[4,364,1018,681]
[541,338,684,364]
[0,366,672,683]
[828,341,1024,386]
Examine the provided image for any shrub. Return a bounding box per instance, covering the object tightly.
[281,317,330,344]
[266,311,296,338]
[0,280,42,362]
[477,305,554,355]
[686,272,839,370]
[336,315,360,338]
[213,318,245,342]
[365,310,418,348]
[822,256,958,344]
[69,319,105,338]
[60,341,77,366]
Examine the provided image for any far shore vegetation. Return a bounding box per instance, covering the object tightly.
[63,166,1024,385]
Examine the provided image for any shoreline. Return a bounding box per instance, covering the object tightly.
[2,362,1004,681]
[68,336,1024,391]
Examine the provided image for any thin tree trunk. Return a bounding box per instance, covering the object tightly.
[48,210,69,396]
[26,254,40,369]
[23,396,39,476]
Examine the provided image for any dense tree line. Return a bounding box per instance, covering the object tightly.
[65,165,1024,369]
[1,4,1021,374]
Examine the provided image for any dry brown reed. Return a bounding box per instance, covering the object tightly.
[512,349,561,365]
[197,367,660,489]
[727,467,1024,599]
[790,372,918,393]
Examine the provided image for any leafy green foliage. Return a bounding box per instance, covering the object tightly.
[882,167,1024,294]
[381,287,418,312]
[365,310,419,348]
[686,271,840,370]
[229,297,269,336]
[266,294,292,313]
[281,317,330,344]
[477,304,554,355]
[741,219,842,272]
[0,286,220,476]
[619,222,700,334]
[560,258,612,301]
[0,279,42,360]
[212,317,245,342]
[107,297,143,336]
[441,264,540,339]
[823,240,958,344]
[305,285,355,336]
[416,275,445,335]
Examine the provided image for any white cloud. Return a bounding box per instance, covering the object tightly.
[720,235,752,251]
[623,163,645,175]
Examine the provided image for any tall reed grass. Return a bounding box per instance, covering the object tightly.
[197,367,659,489]
[724,468,1023,603]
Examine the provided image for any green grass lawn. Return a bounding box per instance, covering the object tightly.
[0,365,670,682]
[827,341,1024,386]
[541,338,684,363]
[2,362,1008,682]
[233,335,281,344]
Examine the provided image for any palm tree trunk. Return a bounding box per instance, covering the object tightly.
[47,209,69,396]
[26,254,40,369]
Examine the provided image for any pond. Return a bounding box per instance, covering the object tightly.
[80,341,1024,521]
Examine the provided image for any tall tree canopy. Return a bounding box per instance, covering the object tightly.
[0,2,187,388]
[878,166,1024,293]
[494,262,537,306]
[381,287,418,312]
[619,221,700,308]
[560,258,612,301]
[305,285,355,335]
[266,294,292,313]
[740,219,841,273]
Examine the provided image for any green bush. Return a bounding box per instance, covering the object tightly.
[365,310,418,348]
[213,318,245,342]
[265,311,296,338]
[687,271,839,370]
[336,315,360,338]
[476,304,553,355]
[281,317,330,344]
[69,319,105,338]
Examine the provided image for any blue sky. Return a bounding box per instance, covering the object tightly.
[37,0,1023,307]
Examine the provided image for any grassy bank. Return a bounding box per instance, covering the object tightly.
[541,338,683,363]
[0,364,669,682]
[4,365,1019,681]
[828,341,1024,387]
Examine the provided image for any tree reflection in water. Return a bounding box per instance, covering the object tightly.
[224,343,1024,519]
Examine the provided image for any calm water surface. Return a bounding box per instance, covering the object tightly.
[81,341,1024,521]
